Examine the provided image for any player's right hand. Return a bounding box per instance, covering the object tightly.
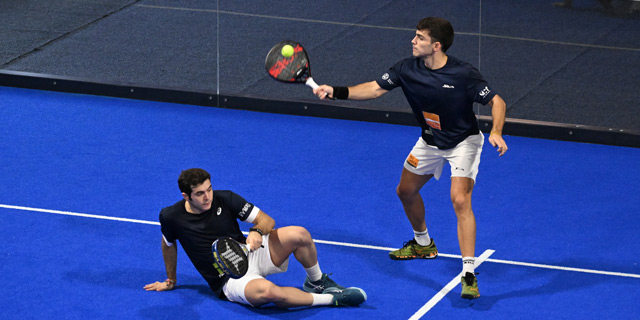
[313,85,333,99]
[246,230,263,252]
[489,133,508,156]
[144,279,175,291]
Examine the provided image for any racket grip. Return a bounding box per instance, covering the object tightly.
[244,243,264,251]
[305,77,319,90]
[305,78,335,100]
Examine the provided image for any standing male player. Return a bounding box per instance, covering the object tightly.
[144,168,366,308]
[313,17,508,299]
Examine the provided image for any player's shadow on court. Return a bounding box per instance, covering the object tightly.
[447,258,614,311]
[66,268,223,318]
[65,268,203,291]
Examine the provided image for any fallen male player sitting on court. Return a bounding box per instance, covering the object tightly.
[144,168,366,308]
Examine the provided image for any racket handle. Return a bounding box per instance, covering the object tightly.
[244,243,264,251]
[305,77,335,100]
[305,77,319,90]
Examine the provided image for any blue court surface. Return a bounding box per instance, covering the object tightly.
[1,86,639,319]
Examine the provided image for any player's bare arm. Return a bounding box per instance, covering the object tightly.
[488,94,508,156]
[246,210,275,250]
[144,238,177,291]
[314,81,388,100]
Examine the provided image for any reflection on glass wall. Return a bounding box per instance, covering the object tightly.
[1,1,638,131]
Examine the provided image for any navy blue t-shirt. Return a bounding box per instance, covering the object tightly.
[159,190,255,295]
[376,55,496,149]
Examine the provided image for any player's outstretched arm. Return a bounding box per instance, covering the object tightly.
[488,94,508,156]
[348,81,388,100]
[314,81,388,100]
[144,237,178,291]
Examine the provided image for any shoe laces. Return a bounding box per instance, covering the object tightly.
[463,272,477,286]
[402,239,418,248]
[324,287,344,294]
[308,273,335,291]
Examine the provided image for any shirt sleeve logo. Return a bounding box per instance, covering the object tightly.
[381,73,394,85]
[239,203,251,219]
[479,86,491,97]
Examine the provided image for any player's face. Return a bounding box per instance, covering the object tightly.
[412,29,436,58]
[184,179,213,214]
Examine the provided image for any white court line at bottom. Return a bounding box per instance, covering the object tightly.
[2,204,639,277]
[409,249,495,320]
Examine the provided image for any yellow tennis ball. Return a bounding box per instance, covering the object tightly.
[281,44,294,57]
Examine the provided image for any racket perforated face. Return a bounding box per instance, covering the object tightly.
[212,238,249,279]
[265,40,312,83]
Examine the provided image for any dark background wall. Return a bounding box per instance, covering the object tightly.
[1,0,639,140]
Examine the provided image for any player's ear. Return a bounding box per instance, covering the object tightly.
[181,192,190,201]
[433,41,442,52]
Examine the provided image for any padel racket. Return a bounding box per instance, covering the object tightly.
[265,40,322,91]
[211,237,249,279]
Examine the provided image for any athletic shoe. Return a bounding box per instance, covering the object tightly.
[324,287,367,306]
[303,273,346,293]
[461,272,480,299]
[389,239,438,260]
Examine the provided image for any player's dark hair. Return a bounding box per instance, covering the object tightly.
[178,168,211,197]
[416,17,454,53]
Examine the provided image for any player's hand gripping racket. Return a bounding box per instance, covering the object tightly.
[211,237,250,279]
[265,40,330,97]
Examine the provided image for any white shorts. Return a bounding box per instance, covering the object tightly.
[222,234,289,306]
[403,133,484,181]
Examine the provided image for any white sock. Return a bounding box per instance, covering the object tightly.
[310,293,334,306]
[462,256,475,274]
[304,263,323,282]
[413,229,431,246]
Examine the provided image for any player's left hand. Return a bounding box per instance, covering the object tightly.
[489,133,508,156]
[144,279,175,291]
[246,231,263,251]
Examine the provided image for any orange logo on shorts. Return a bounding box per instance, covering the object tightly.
[407,154,419,168]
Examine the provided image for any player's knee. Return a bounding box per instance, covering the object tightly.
[248,282,281,305]
[396,184,418,201]
[289,226,312,245]
[259,285,287,304]
[450,193,471,211]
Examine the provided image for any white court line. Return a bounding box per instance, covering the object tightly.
[0,203,159,226]
[2,203,640,280]
[485,257,640,278]
[409,249,495,320]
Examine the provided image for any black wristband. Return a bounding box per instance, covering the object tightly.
[249,227,264,236]
[332,86,349,100]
